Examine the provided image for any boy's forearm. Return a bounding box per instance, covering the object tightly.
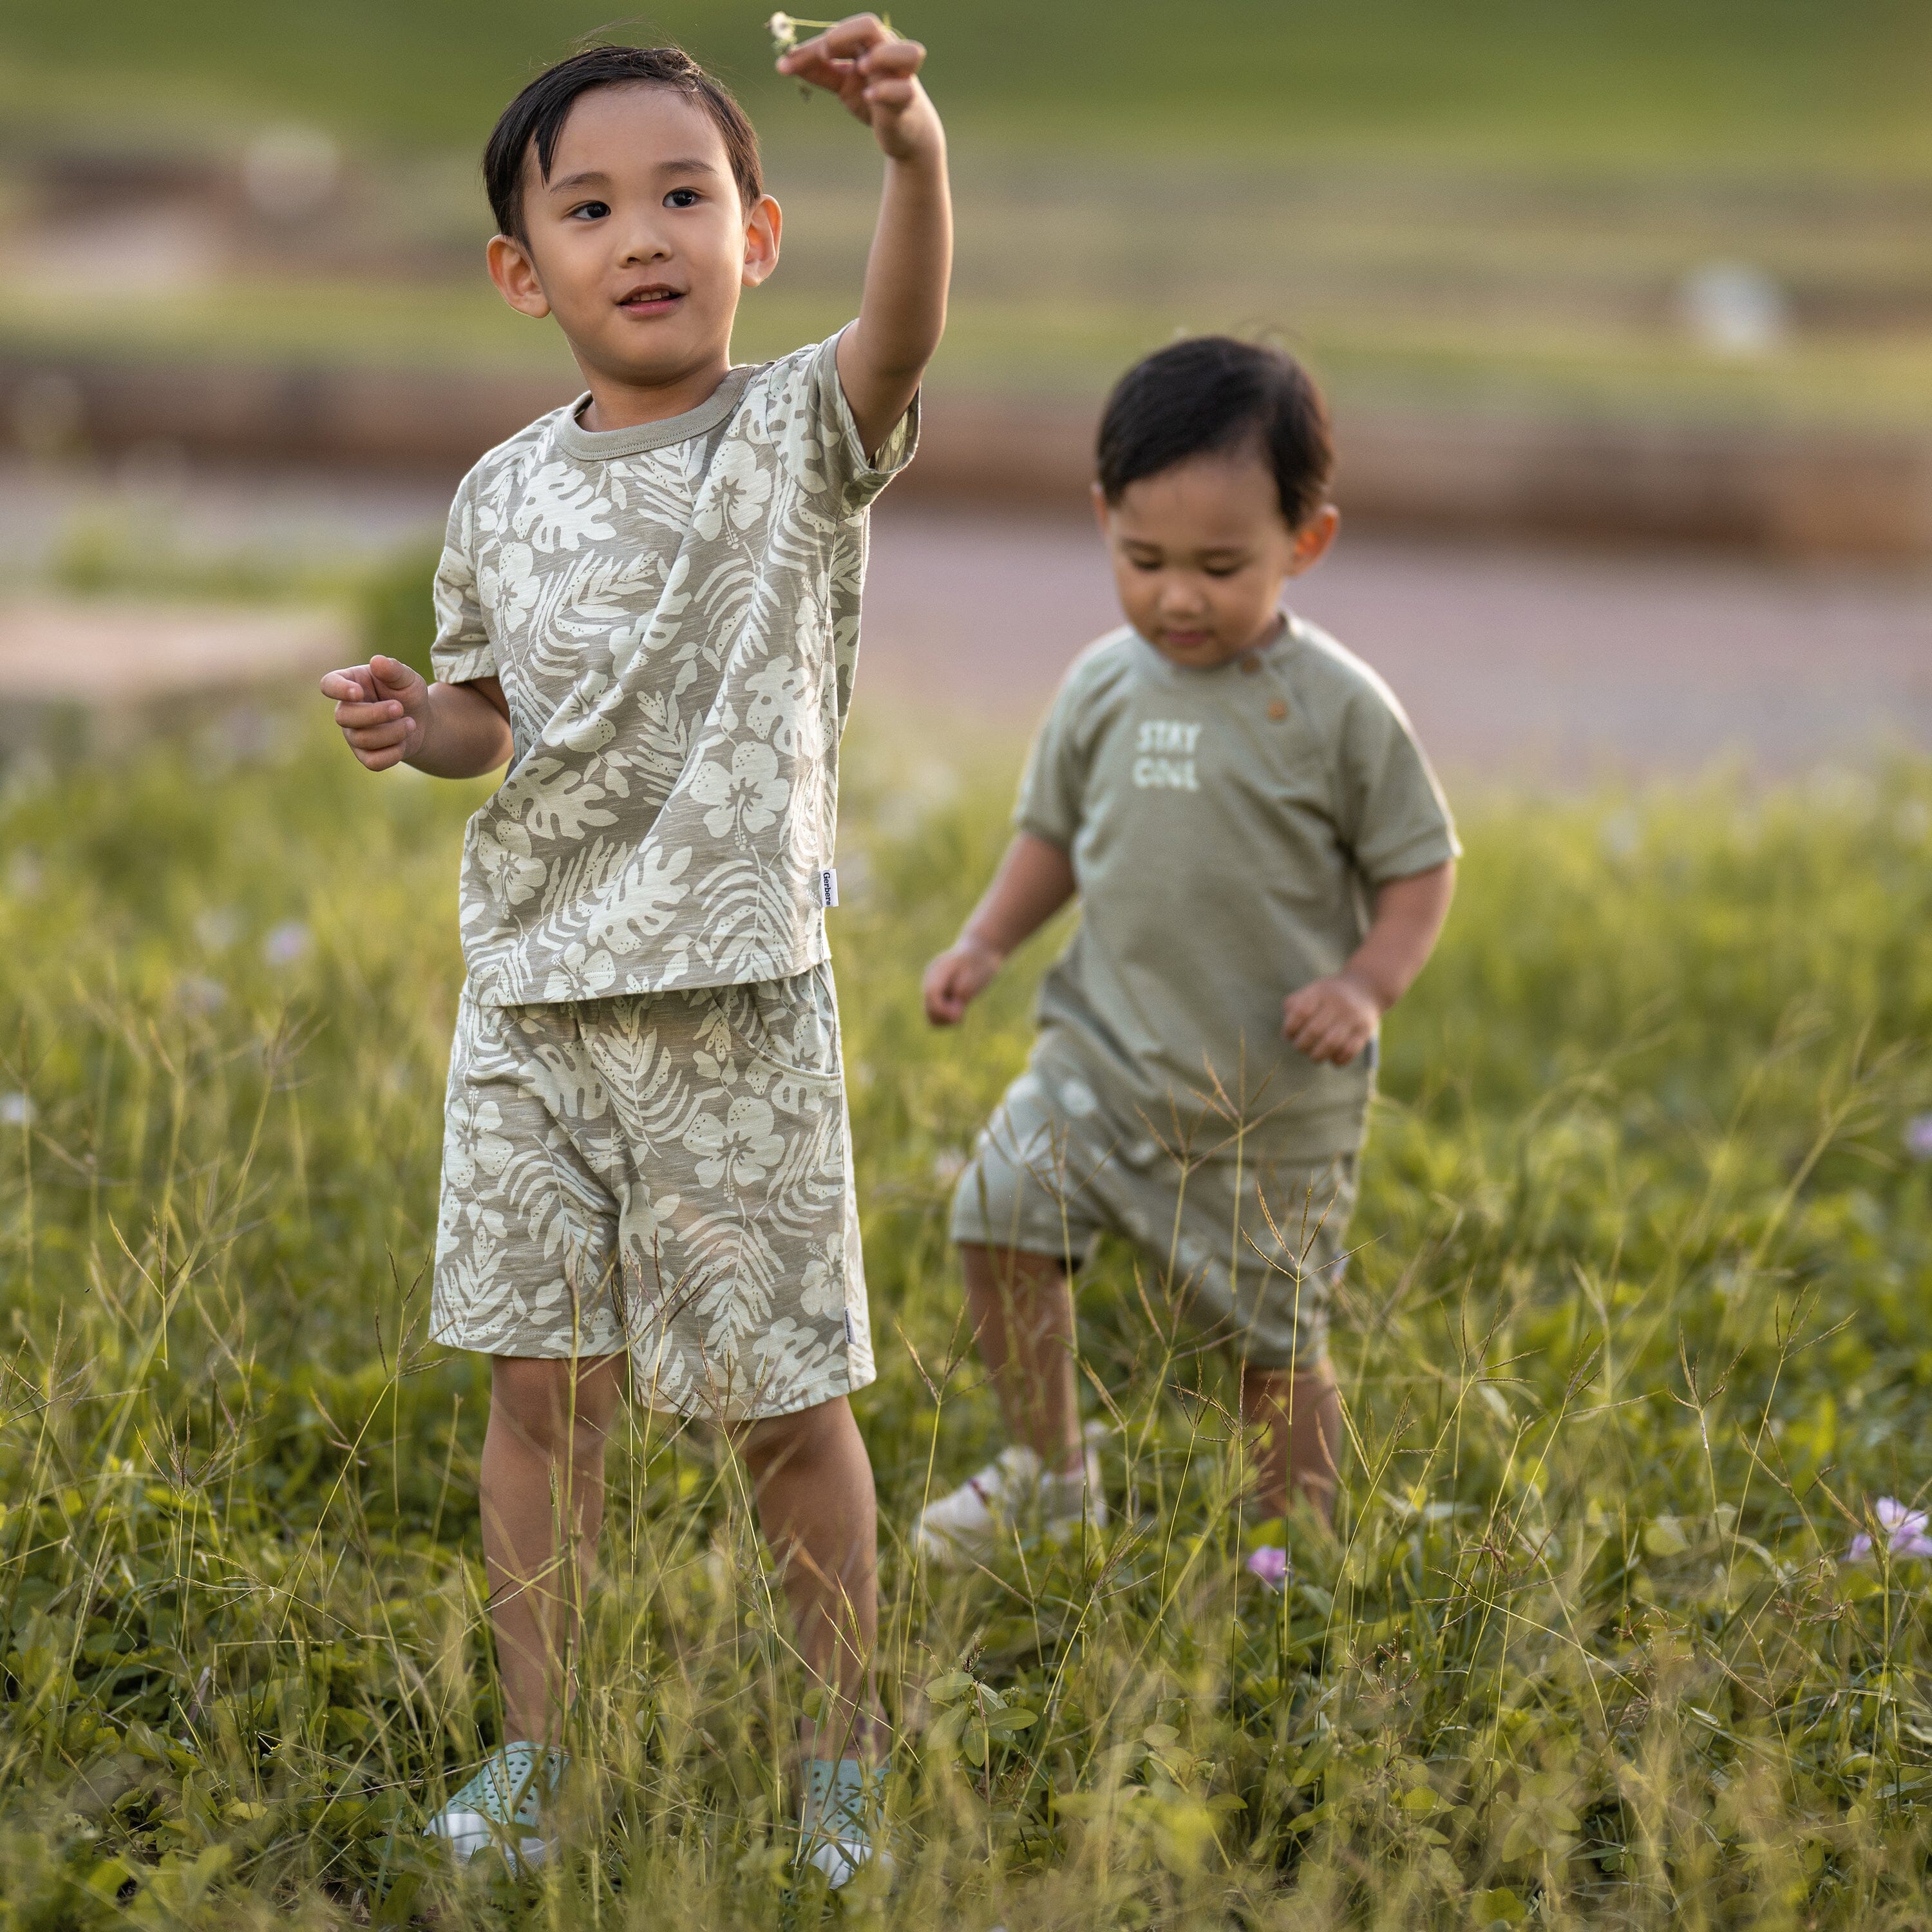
[839,128,951,453]
[1343,860,1456,1011]
[961,833,1076,960]
[406,682,514,779]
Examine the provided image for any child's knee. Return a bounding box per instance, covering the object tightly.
[737,1393,854,1477]
[490,1354,623,1454]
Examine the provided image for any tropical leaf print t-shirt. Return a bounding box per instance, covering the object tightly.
[430,329,917,1007]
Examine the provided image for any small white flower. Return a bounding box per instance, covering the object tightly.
[176,975,228,1017]
[262,920,312,967]
[1906,1115,1932,1161]
[1599,808,1641,860]
[195,907,240,953]
[0,1092,33,1127]
[931,1147,967,1185]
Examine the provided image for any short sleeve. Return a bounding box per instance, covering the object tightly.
[1335,676,1461,885]
[1014,676,1088,851]
[429,474,496,686]
[801,327,920,511]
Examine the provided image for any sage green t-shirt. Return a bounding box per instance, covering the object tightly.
[1015,614,1459,1162]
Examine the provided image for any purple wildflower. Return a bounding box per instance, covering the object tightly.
[1246,1546,1290,1589]
[1906,1115,1932,1160]
[1850,1497,1932,1562]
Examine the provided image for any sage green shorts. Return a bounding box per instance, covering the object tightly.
[948,1060,1356,1370]
[431,963,873,1421]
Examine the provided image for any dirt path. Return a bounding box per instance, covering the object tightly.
[862,502,1932,782]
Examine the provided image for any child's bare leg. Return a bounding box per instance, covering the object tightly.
[479,1354,626,1744]
[736,1395,880,1763]
[958,1242,1084,1475]
[1238,1359,1341,1523]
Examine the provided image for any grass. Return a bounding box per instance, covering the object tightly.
[0,695,1929,1927]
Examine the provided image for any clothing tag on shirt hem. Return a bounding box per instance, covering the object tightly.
[843,1309,858,1345]
[818,867,839,910]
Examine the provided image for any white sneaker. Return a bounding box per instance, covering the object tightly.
[424,1741,565,1873]
[798,1757,891,1889]
[913,1433,1106,1571]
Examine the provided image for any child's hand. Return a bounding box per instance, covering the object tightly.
[319,654,430,772]
[923,936,1001,1026]
[1282,972,1382,1066]
[777,14,939,162]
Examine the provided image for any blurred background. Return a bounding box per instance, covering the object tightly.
[1,0,1929,783]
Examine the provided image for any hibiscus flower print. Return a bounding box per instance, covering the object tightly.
[689,741,791,840]
[683,1095,787,1189]
[444,1094,513,1192]
[479,541,540,632]
[692,440,774,541]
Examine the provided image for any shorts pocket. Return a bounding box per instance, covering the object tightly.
[713,961,842,1084]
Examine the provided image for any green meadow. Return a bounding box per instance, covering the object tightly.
[0,694,1928,1926]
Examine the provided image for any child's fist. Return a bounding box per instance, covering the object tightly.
[923,936,1001,1026]
[319,654,430,772]
[776,14,939,162]
[1282,972,1382,1066]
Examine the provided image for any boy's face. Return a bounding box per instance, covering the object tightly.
[1095,451,1338,670]
[487,84,781,395]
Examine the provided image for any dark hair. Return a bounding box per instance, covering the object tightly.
[1096,336,1334,529]
[484,44,762,242]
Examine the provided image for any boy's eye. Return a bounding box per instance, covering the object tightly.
[1126,555,1162,573]
[1203,564,1243,578]
[568,200,611,222]
[665,187,702,209]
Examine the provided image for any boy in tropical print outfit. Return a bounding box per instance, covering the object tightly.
[318,21,947,1884]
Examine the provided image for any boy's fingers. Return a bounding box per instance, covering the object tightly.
[369,654,422,694]
[815,12,893,55]
[347,719,415,751]
[860,37,924,76]
[334,700,407,728]
[320,667,376,701]
[864,79,916,109]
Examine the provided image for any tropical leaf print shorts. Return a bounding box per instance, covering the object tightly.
[431,961,873,1421]
[948,1056,1356,1371]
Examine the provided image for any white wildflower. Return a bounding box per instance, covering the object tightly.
[262,920,312,967]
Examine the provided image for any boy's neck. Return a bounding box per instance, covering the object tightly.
[574,349,736,434]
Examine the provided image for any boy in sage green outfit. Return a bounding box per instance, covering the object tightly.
[918,337,1458,1578]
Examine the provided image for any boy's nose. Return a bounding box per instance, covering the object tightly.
[615,222,672,267]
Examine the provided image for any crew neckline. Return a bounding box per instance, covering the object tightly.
[554,363,757,460]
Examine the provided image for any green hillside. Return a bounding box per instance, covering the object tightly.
[1,0,1929,167]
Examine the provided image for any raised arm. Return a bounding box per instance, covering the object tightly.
[923,832,1076,1025]
[777,13,951,456]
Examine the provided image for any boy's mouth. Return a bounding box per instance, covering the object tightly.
[616,282,685,317]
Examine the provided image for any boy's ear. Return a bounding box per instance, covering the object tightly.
[741,194,782,289]
[487,234,551,320]
[1285,504,1340,576]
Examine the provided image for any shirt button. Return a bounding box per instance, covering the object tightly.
[1268,699,1289,721]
